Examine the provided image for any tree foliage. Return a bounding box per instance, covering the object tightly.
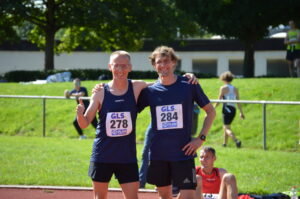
[176,0,300,77]
[1,0,198,70]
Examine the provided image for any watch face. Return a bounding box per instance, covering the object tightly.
[200,135,206,140]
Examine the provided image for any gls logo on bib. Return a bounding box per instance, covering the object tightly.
[156,104,183,130]
[106,112,132,137]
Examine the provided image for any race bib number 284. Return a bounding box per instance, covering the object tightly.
[156,104,183,130]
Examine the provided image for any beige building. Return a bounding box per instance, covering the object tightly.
[0,38,289,77]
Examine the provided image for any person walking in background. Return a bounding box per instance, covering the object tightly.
[64,78,98,139]
[284,20,300,77]
[214,71,245,148]
[195,146,238,199]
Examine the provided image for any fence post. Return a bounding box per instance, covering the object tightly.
[263,103,267,150]
[43,98,46,137]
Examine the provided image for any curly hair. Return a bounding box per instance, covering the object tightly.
[149,46,179,65]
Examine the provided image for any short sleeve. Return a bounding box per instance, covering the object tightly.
[69,89,76,95]
[81,87,88,96]
[193,84,210,108]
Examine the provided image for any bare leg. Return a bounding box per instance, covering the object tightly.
[287,60,294,77]
[224,125,241,147]
[223,125,238,142]
[92,181,109,199]
[177,189,196,199]
[195,175,204,199]
[295,59,300,77]
[218,173,238,199]
[223,126,229,146]
[120,181,139,199]
[157,185,173,199]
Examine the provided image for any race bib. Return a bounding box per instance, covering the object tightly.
[203,193,219,199]
[106,112,132,137]
[156,104,183,130]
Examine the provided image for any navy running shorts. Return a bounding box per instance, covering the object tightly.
[222,105,236,125]
[286,49,300,61]
[88,162,139,184]
[147,159,197,190]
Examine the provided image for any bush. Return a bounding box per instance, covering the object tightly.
[4,69,216,82]
[4,69,110,82]
[4,70,48,82]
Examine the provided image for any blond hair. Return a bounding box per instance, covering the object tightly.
[109,50,131,64]
[149,46,179,65]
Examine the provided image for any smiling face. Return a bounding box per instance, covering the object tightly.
[73,78,81,90]
[108,53,132,80]
[199,149,216,170]
[153,54,176,77]
[149,46,179,78]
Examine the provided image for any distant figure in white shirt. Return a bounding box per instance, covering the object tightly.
[214,71,245,148]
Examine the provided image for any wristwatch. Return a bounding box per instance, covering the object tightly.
[199,134,206,141]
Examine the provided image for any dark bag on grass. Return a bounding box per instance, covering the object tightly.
[239,193,290,199]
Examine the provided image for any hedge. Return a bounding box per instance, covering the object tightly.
[3,69,216,82]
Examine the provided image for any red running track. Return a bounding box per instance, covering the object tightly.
[0,186,162,199]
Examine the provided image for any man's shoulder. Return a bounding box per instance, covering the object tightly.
[218,168,227,176]
[177,75,191,85]
[132,80,147,89]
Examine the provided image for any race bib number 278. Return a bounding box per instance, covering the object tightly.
[156,104,183,130]
[106,112,132,137]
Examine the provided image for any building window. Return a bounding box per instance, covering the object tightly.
[175,59,182,72]
[267,59,289,77]
[192,59,217,76]
[229,60,243,76]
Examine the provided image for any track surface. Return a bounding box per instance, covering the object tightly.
[0,186,162,199]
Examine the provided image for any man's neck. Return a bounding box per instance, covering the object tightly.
[201,167,214,175]
[159,74,177,85]
[109,79,128,94]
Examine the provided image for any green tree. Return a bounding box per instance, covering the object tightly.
[1,0,198,71]
[0,8,22,44]
[176,0,300,77]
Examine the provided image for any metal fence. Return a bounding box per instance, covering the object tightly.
[1,95,300,150]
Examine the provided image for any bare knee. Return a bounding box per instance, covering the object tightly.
[222,173,236,184]
[157,186,172,199]
[179,190,196,199]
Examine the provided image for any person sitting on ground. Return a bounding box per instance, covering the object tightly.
[64,78,98,139]
[195,146,238,199]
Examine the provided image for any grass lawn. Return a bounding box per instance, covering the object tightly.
[0,135,299,194]
[0,78,299,151]
[0,78,299,194]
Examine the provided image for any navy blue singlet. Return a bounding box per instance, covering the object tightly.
[90,80,137,163]
[138,76,210,161]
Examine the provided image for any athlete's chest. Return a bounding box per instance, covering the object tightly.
[149,86,191,106]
